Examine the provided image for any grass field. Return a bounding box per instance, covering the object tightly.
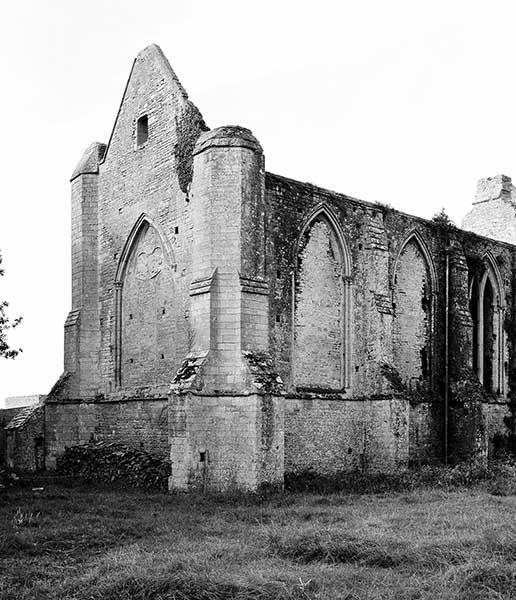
[2,467,516,599]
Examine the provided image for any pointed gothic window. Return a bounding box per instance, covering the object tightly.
[469,256,505,395]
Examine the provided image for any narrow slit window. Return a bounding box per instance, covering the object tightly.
[136,115,148,147]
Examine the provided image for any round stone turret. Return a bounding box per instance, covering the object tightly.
[193,126,262,156]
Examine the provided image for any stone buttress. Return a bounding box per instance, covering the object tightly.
[169,127,285,492]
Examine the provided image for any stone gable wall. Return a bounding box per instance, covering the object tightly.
[97,47,206,395]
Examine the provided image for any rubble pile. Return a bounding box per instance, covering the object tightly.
[56,441,171,490]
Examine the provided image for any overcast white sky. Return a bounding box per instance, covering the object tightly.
[1,0,516,404]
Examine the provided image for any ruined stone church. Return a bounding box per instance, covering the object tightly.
[20,44,516,490]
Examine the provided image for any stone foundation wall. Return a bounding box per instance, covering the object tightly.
[169,393,284,492]
[284,396,408,475]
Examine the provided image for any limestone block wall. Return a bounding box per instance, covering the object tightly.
[169,393,283,491]
[409,403,441,464]
[47,44,516,486]
[45,403,97,467]
[94,45,206,396]
[265,171,516,471]
[393,240,432,391]
[284,396,408,474]
[462,175,516,245]
[45,399,168,468]
[92,399,168,457]
[294,219,345,389]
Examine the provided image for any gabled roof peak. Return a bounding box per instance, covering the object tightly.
[136,43,164,58]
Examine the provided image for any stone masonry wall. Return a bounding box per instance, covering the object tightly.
[462,175,516,245]
[169,393,283,491]
[294,218,344,389]
[265,172,516,471]
[48,45,516,485]
[121,222,177,387]
[393,240,431,390]
[8,410,45,472]
[96,45,206,396]
[0,408,23,465]
[284,396,408,474]
[45,399,168,468]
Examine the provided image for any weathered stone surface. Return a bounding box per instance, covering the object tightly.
[15,45,516,489]
[462,174,516,244]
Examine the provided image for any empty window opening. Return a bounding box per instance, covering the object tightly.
[483,278,495,392]
[275,315,281,323]
[160,353,165,359]
[199,451,206,462]
[174,226,179,234]
[162,307,166,315]
[470,263,504,395]
[276,269,281,279]
[470,279,479,376]
[136,115,148,147]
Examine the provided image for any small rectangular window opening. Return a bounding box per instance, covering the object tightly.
[136,115,148,147]
[199,451,206,463]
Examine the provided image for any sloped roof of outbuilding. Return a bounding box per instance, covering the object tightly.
[5,405,43,430]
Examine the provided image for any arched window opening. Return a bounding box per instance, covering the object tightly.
[469,276,479,376]
[483,277,495,392]
[470,257,505,395]
[293,208,351,390]
[393,235,434,392]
